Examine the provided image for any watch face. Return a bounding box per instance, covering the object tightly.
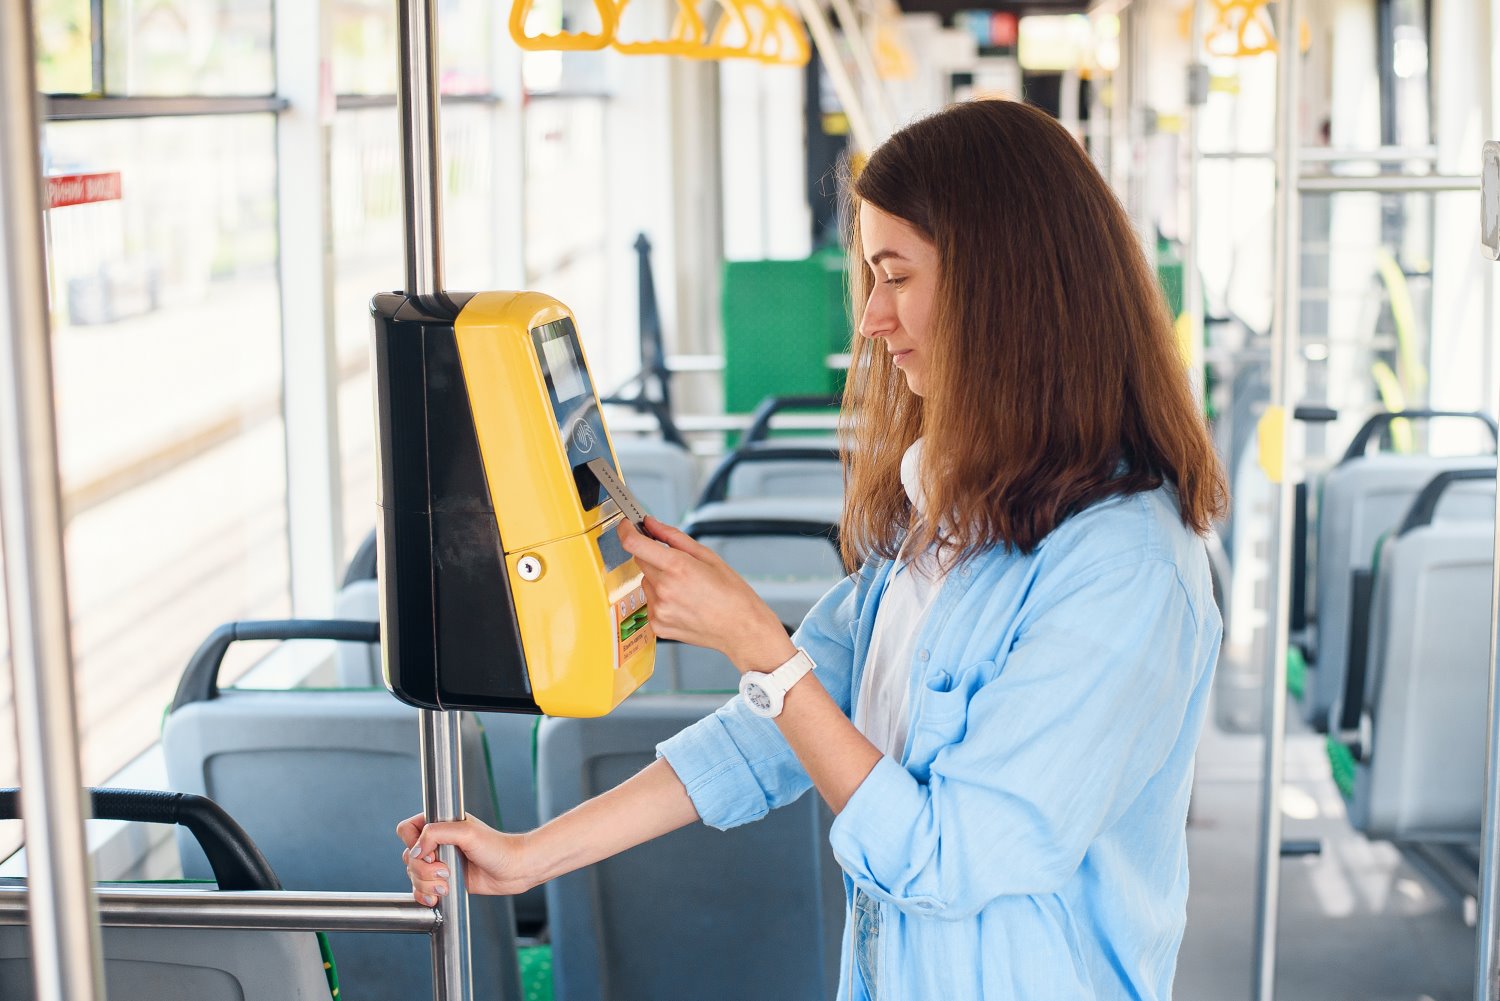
[745,682,773,713]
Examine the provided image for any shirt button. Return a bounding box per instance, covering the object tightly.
[918,649,930,661]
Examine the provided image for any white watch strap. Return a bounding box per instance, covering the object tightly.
[770,648,815,693]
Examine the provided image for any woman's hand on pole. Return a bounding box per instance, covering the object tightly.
[396,814,534,906]
[619,516,796,673]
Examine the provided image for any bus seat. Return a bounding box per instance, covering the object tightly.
[0,925,332,1001]
[333,576,382,685]
[537,695,845,1001]
[698,440,843,505]
[1344,470,1497,842]
[162,633,523,1001]
[1303,453,1494,730]
[612,437,698,522]
[638,641,742,695]
[684,498,844,628]
[0,788,332,1001]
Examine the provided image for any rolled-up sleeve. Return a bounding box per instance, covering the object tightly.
[658,570,863,830]
[829,556,1208,918]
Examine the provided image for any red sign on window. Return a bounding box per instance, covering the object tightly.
[47,172,123,209]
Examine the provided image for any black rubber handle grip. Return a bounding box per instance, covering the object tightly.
[743,394,841,444]
[683,517,841,550]
[697,445,842,505]
[170,618,381,712]
[1293,405,1339,423]
[1397,467,1496,536]
[1341,410,1499,463]
[0,788,281,892]
[343,530,379,586]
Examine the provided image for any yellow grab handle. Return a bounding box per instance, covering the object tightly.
[509,0,618,51]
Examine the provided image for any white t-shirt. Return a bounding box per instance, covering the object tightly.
[853,439,947,758]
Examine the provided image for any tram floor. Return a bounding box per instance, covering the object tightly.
[1176,694,1477,1000]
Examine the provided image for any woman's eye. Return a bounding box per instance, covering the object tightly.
[882,276,907,288]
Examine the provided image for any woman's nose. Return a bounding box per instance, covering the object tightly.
[859,288,893,340]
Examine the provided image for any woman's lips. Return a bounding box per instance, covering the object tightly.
[890,349,913,366]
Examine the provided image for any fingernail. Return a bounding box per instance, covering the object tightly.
[435,869,449,878]
[435,885,448,896]
[424,854,435,864]
[424,894,436,906]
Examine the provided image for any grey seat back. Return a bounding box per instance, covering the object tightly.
[1348,488,1497,841]
[613,437,699,522]
[538,695,845,1001]
[686,498,845,629]
[162,691,522,1001]
[724,435,843,500]
[0,915,332,1000]
[1305,453,1494,728]
[637,642,740,694]
[333,577,382,686]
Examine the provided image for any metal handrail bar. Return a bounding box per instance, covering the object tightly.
[1201,146,1440,162]
[0,888,438,934]
[1298,174,1479,194]
[1,1,106,997]
[1250,0,1300,997]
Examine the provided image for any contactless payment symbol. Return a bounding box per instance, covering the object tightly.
[572,419,597,453]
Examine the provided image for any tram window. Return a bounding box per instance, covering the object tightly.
[332,0,494,96]
[33,0,91,94]
[100,0,274,96]
[331,103,500,557]
[39,114,292,790]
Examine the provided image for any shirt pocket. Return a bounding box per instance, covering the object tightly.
[905,660,993,772]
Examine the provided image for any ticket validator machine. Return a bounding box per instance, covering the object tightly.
[373,291,656,717]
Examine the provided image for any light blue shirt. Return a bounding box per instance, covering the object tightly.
[657,486,1222,1000]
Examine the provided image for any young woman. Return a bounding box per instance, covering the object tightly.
[400,98,1228,1000]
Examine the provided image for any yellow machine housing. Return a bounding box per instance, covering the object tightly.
[373,290,654,716]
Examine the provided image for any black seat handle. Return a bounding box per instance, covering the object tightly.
[697,445,842,505]
[1341,410,1499,463]
[682,516,842,555]
[1397,467,1497,536]
[743,394,841,444]
[170,618,382,713]
[1293,404,1339,423]
[0,788,281,892]
[344,530,378,586]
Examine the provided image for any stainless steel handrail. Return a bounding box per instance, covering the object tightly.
[421,710,472,1001]
[1250,0,1300,998]
[0,888,439,934]
[0,2,107,999]
[1298,174,1480,194]
[397,0,445,297]
[1475,137,1500,1001]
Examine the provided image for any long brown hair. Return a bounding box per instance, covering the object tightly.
[840,99,1228,567]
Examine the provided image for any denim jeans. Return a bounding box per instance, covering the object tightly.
[854,889,881,1000]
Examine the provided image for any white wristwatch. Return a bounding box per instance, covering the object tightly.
[739,648,817,718]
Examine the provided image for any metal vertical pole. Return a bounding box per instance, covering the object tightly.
[1475,134,1500,1001]
[825,0,896,139]
[792,0,879,154]
[1182,0,1208,407]
[420,711,472,1001]
[1251,0,1301,999]
[397,0,446,298]
[0,3,108,1000]
[396,1,470,998]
